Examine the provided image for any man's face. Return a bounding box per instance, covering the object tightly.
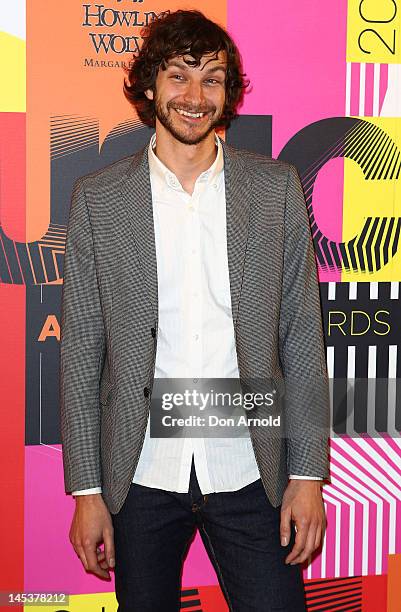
[145,50,227,145]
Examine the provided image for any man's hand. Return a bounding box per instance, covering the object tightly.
[280,480,326,565]
[69,494,115,580]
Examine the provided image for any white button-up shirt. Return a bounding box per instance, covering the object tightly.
[72,133,320,496]
[131,132,261,493]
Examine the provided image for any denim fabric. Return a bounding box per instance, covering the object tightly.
[111,456,306,611]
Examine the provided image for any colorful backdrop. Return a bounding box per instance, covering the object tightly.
[1,1,401,610]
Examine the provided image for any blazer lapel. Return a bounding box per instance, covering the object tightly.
[220,137,253,326]
[119,144,158,319]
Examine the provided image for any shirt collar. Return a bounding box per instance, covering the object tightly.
[147,132,224,191]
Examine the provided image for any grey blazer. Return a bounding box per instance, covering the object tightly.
[60,135,330,515]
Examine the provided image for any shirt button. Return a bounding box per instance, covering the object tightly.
[143,387,150,398]
[151,327,156,338]
[188,205,195,212]
[167,175,179,188]
[194,334,199,341]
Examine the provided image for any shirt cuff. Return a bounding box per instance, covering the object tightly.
[72,487,102,496]
[288,475,323,480]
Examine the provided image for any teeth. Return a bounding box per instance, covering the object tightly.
[176,108,205,118]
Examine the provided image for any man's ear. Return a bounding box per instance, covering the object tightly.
[144,88,154,100]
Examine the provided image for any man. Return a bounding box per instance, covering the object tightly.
[60,9,330,612]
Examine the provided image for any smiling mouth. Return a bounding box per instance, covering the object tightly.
[173,107,210,120]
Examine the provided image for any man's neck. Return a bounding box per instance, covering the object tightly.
[153,123,218,195]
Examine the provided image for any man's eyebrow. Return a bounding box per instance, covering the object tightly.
[204,65,227,74]
[165,59,182,70]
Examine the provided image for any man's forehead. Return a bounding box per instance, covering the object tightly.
[166,50,227,70]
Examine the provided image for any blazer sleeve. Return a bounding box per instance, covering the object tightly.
[60,178,106,493]
[279,164,330,480]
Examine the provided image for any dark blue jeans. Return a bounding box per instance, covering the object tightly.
[111,456,306,611]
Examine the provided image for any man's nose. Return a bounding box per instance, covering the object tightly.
[183,80,205,106]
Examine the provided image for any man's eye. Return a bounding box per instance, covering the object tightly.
[171,74,184,80]
[205,79,219,85]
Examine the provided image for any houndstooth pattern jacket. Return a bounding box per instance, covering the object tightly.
[59,135,330,515]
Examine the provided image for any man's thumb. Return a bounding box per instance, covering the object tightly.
[104,529,115,568]
[280,508,291,546]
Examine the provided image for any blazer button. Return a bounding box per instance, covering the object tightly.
[143,386,150,398]
[151,327,156,338]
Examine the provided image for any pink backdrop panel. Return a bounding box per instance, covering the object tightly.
[227,0,348,157]
[228,1,347,281]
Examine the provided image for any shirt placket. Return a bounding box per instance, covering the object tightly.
[178,180,205,489]
[189,179,213,492]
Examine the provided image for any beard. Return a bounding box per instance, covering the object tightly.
[154,94,223,145]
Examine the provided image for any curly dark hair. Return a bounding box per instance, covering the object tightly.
[123,10,249,129]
